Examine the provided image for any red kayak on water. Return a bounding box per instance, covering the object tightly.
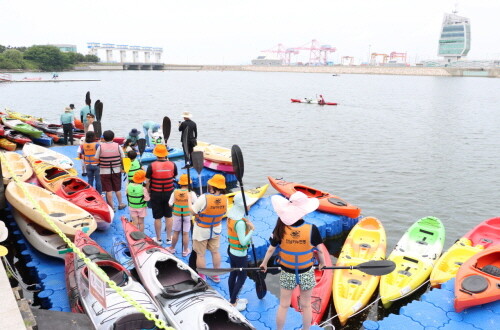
[291,99,338,106]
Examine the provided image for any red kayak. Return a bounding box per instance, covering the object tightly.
[454,245,500,312]
[55,177,113,230]
[291,98,338,106]
[465,217,500,248]
[3,128,32,144]
[291,244,333,325]
[64,252,84,313]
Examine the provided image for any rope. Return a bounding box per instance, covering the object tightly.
[0,152,173,330]
[1,256,41,291]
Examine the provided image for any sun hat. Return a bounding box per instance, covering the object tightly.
[181,111,193,119]
[132,170,147,184]
[271,191,319,226]
[129,128,140,136]
[207,174,226,189]
[178,174,192,186]
[0,221,8,242]
[227,192,258,221]
[64,107,72,112]
[153,144,169,157]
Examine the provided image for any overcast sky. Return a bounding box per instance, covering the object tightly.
[1,0,499,64]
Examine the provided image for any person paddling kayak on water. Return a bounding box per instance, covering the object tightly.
[318,94,325,105]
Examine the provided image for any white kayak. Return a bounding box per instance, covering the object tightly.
[22,143,74,169]
[1,151,33,184]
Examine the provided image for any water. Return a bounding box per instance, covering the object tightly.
[2,70,500,327]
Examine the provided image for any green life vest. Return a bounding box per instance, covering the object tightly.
[127,159,141,182]
[127,183,147,209]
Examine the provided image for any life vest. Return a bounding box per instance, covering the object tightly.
[151,135,163,145]
[82,142,98,165]
[99,142,122,169]
[127,183,147,208]
[149,160,175,192]
[172,189,190,216]
[278,223,316,284]
[195,193,227,237]
[127,159,141,182]
[227,218,250,251]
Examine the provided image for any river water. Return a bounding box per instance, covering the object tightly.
[2,70,500,327]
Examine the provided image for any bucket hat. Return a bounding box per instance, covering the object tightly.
[178,174,192,186]
[207,174,226,189]
[271,191,319,226]
[129,128,140,136]
[227,192,258,220]
[181,111,193,119]
[132,170,147,184]
[64,107,72,112]
[153,144,168,157]
[0,221,8,242]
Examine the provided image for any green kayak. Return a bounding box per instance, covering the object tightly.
[1,117,42,138]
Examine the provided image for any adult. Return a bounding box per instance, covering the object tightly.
[178,111,197,167]
[226,192,256,311]
[95,130,126,211]
[86,113,96,132]
[142,121,161,147]
[189,174,227,282]
[78,131,102,194]
[60,106,74,145]
[318,94,325,105]
[259,191,326,330]
[80,102,95,133]
[126,128,141,148]
[145,144,177,245]
[69,104,75,111]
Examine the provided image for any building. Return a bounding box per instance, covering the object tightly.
[438,12,470,62]
[251,56,283,66]
[49,44,77,53]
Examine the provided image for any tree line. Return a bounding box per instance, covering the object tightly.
[0,45,99,71]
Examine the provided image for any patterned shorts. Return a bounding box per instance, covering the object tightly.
[280,267,316,291]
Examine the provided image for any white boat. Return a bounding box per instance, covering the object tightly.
[1,151,33,184]
[22,143,74,169]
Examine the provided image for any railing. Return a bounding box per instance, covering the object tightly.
[0,73,12,81]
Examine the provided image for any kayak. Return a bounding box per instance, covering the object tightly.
[74,118,84,130]
[333,217,387,325]
[67,231,165,329]
[5,109,43,123]
[23,143,74,169]
[55,177,113,230]
[204,159,234,173]
[3,128,32,144]
[111,237,135,270]
[194,141,232,164]
[28,156,77,192]
[31,133,53,147]
[225,184,269,217]
[0,137,16,151]
[1,151,33,184]
[5,181,97,236]
[430,217,500,288]
[1,117,43,138]
[121,217,255,330]
[454,245,500,312]
[12,209,67,259]
[0,124,4,136]
[291,244,333,325]
[64,253,85,313]
[291,99,338,106]
[268,177,361,218]
[379,216,445,308]
[26,120,60,135]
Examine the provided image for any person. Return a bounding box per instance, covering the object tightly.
[150,131,163,146]
[259,191,326,330]
[126,128,141,148]
[189,174,227,282]
[86,113,96,132]
[304,97,312,103]
[318,94,325,105]
[178,111,197,167]
[80,102,95,133]
[126,150,143,183]
[126,170,150,232]
[226,192,256,311]
[69,104,75,111]
[143,121,161,147]
[78,131,102,194]
[167,174,197,256]
[122,139,135,154]
[60,107,74,145]
[95,130,127,211]
[145,144,177,245]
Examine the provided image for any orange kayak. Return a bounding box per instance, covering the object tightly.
[454,245,500,312]
[267,177,361,218]
[74,118,84,130]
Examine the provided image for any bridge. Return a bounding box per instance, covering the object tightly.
[87,42,164,70]
[122,62,165,70]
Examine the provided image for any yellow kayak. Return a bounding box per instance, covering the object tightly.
[28,156,77,192]
[1,151,33,185]
[332,217,387,326]
[225,184,269,217]
[194,141,232,164]
[6,109,42,123]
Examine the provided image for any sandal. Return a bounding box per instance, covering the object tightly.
[182,249,191,257]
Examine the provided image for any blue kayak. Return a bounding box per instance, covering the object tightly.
[141,146,184,162]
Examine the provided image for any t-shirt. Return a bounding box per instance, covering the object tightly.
[80,106,94,124]
[178,119,197,143]
[143,121,159,132]
[60,112,74,125]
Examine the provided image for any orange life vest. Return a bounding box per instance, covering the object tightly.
[195,194,227,236]
[172,189,190,216]
[227,218,250,251]
[82,142,98,165]
[278,223,315,283]
[149,160,175,192]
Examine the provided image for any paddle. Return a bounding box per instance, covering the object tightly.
[180,127,193,256]
[162,116,171,145]
[191,151,204,196]
[231,144,267,299]
[93,121,102,141]
[122,157,131,182]
[198,260,397,277]
[96,101,103,122]
[137,138,146,165]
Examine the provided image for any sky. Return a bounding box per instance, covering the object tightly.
[1,0,499,65]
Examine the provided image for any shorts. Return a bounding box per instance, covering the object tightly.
[129,207,147,218]
[101,173,122,192]
[172,214,191,232]
[150,191,173,219]
[193,235,220,255]
[280,267,316,291]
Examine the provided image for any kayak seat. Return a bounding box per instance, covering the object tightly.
[203,309,249,330]
[113,313,156,330]
[101,264,128,287]
[481,265,500,277]
[157,259,208,298]
[327,198,347,207]
[45,168,68,180]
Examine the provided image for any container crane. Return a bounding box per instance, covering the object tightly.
[389,51,407,64]
[261,43,299,65]
[294,39,336,65]
[370,53,389,65]
[341,56,354,65]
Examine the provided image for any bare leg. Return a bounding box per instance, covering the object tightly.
[105,191,114,208]
[171,231,180,250]
[116,190,124,206]
[211,250,221,268]
[130,214,139,228]
[182,232,189,252]
[165,217,173,240]
[299,288,313,330]
[137,217,144,232]
[277,288,294,330]
[154,218,162,241]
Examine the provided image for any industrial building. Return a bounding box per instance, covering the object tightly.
[438,12,471,62]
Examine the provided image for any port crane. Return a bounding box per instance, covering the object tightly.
[389,52,408,64]
[370,53,389,65]
[261,43,298,65]
[294,39,336,65]
[341,56,354,65]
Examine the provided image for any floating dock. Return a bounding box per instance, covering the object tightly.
[8,79,101,83]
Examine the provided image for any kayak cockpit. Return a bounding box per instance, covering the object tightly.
[203,309,253,329]
[157,259,208,298]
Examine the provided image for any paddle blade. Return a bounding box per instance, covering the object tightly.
[191,151,204,174]
[96,101,103,121]
[94,100,100,113]
[255,272,267,299]
[93,121,102,140]
[355,259,396,276]
[123,157,131,173]
[231,144,244,183]
[182,127,190,166]
[85,91,91,106]
[137,138,147,157]
[162,116,171,143]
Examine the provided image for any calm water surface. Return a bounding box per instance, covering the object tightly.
[2,70,499,327]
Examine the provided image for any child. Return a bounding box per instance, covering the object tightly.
[126,170,149,232]
[151,131,164,146]
[168,174,197,256]
[126,150,143,182]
